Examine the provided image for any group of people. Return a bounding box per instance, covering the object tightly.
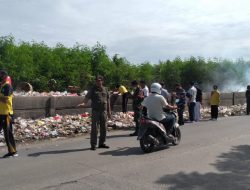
[114,80,148,113]
[1,71,248,155]
[175,82,221,124]
[114,81,215,126]
[77,76,224,151]
[114,80,148,136]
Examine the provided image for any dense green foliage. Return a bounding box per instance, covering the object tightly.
[1,35,250,92]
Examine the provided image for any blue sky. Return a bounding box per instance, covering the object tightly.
[1,0,250,64]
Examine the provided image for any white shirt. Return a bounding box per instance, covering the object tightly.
[188,86,197,102]
[142,86,149,97]
[141,93,168,121]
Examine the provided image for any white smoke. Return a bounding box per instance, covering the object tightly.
[203,60,250,92]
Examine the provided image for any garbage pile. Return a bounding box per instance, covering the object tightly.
[183,104,247,119]
[107,112,134,128]
[0,112,135,143]
[13,91,87,97]
[11,114,91,142]
[14,80,87,96]
[0,105,247,143]
[219,104,247,117]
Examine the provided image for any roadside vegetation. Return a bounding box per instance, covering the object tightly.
[1,35,249,92]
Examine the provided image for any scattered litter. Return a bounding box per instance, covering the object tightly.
[0,104,247,143]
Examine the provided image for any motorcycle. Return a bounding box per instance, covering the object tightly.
[138,111,181,153]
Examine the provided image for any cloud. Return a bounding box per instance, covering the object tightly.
[1,0,250,63]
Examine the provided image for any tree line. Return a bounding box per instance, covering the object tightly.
[0,35,249,92]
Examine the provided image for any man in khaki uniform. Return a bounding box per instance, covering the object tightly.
[78,75,111,150]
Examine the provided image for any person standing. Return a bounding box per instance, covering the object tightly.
[245,85,250,115]
[129,80,144,136]
[210,85,220,120]
[140,80,149,97]
[159,82,171,103]
[140,80,149,116]
[78,75,111,150]
[175,83,186,125]
[0,70,18,158]
[194,83,202,121]
[115,84,129,113]
[187,81,197,122]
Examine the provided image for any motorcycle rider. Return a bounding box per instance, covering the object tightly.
[141,83,177,137]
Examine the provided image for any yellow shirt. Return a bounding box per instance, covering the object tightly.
[0,82,13,115]
[118,85,128,95]
[210,90,220,105]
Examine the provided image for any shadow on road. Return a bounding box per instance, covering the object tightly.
[155,145,250,190]
[184,119,211,124]
[99,147,143,156]
[86,133,133,139]
[199,118,213,122]
[28,148,90,157]
[107,134,132,139]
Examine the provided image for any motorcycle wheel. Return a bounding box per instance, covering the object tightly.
[140,135,154,153]
[172,128,181,145]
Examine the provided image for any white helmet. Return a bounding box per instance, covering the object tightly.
[150,83,162,94]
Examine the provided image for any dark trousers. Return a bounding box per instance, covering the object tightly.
[247,99,250,115]
[122,93,129,113]
[211,105,219,119]
[188,102,196,121]
[160,114,175,134]
[0,115,17,154]
[91,110,107,147]
[133,109,141,134]
[177,105,185,125]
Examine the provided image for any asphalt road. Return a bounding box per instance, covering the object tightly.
[0,116,250,190]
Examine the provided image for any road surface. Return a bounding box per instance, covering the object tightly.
[0,116,250,190]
